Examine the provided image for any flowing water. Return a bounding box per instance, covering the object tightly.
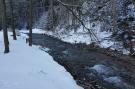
[32,34,135,89]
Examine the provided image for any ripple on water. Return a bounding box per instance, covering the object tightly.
[88,64,135,89]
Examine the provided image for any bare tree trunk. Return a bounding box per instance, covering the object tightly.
[50,0,54,29]
[112,0,117,33]
[1,0,10,53]
[27,0,33,46]
[10,0,17,40]
[72,0,74,26]
[42,0,46,11]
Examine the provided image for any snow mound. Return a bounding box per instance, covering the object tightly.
[90,64,114,76]
[104,76,122,85]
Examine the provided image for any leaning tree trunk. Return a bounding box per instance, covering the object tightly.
[1,0,10,53]
[27,0,33,46]
[10,0,17,40]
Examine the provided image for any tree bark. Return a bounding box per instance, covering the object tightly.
[1,0,10,53]
[27,0,33,46]
[10,0,17,40]
[50,0,54,28]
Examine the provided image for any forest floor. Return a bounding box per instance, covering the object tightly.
[0,31,83,89]
[32,33,135,89]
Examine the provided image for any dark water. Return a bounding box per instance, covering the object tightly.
[32,34,135,89]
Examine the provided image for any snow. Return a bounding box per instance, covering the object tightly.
[20,28,45,34]
[0,31,83,89]
[90,64,109,74]
[127,4,135,17]
[104,76,122,85]
[90,64,114,76]
[39,47,50,52]
[89,64,135,89]
[100,40,114,48]
[34,21,113,47]
[104,76,134,89]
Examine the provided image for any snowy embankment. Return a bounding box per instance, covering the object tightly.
[0,31,83,89]
[21,26,113,48]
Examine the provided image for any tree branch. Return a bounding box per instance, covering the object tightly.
[56,0,99,42]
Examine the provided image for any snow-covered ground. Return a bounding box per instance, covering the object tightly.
[20,28,45,34]
[0,31,83,89]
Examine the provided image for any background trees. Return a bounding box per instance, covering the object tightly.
[10,0,17,40]
[0,0,135,54]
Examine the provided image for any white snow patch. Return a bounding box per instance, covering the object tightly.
[100,40,114,48]
[122,49,130,55]
[128,4,135,17]
[20,28,45,34]
[104,76,122,85]
[104,76,134,89]
[90,64,113,75]
[39,47,50,52]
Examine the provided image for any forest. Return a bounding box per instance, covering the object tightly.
[0,0,135,89]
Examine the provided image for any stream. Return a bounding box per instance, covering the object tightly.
[32,34,135,89]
